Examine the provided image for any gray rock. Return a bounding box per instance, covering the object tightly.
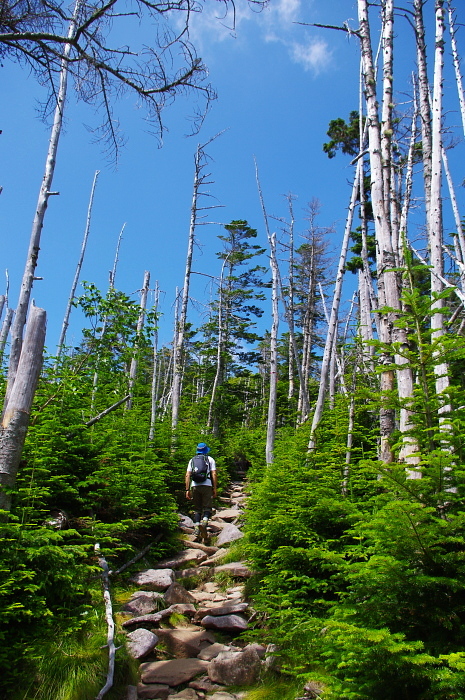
[179,513,195,528]
[215,525,244,547]
[195,602,248,621]
[122,604,196,629]
[129,569,175,591]
[200,549,228,567]
[208,694,238,700]
[243,643,266,658]
[184,539,218,555]
[175,567,207,580]
[197,643,231,661]
[155,627,215,658]
[139,658,209,686]
[208,647,260,686]
[213,562,252,578]
[136,683,171,699]
[157,549,208,569]
[125,628,158,659]
[123,594,162,616]
[188,676,224,693]
[164,582,196,606]
[167,689,199,700]
[212,508,241,522]
[201,614,248,633]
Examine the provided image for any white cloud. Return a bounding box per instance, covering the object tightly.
[291,38,333,74]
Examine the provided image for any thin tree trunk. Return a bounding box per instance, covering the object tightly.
[149,283,160,441]
[266,232,279,465]
[56,169,100,363]
[0,306,46,511]
[447,2,465,138]
[308,160,361,451]
[429,0,451,414]
[5,0,82,409]
[0,309,14,363]
[126,271,150,410]
[207,256,229,432]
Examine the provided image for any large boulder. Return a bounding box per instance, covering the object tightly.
[179,514,195,528]
[125,628,158,659]
[215,525,244,547]
[140,658,209,686]
[212,508,241,522]
[129,569,175,591]
[156,549,208,569]
[201,614,248,633]
[176,567,206,580]
[155,627,215,658]
[208,647,260,686]
[164,582,196,606]
[136,683,171,699]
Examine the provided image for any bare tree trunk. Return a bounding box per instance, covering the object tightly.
[308,161,361,451]
[56,170,100,363]
[94,543,116,700]
[109,223,125,290]
[429,0,451,414]
[359,0,419,468]
[415,0,433,224]
[172,147,201,432]
[149,283,160,441]
[0,306,46,511]
[207,256,229,433]
[126,271,150,410]
[266,232,279,465]
[5,0,82,409]
[0,308,14,363]
[447,2,465,138]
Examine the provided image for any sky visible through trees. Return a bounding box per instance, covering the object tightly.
[3,0,462,351]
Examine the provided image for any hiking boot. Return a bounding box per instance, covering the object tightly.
[193,524,200,541]
[199,517,208,543]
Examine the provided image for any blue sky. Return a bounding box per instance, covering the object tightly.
[1,0,464,354]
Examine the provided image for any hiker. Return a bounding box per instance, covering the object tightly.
[185,442,217,541]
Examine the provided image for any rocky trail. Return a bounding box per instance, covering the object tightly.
[120,476,268,700]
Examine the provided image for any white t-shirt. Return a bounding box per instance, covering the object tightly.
[187,455,216,488]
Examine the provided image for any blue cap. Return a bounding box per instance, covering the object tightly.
[196,442,210,454]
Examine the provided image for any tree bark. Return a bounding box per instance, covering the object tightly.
[127,270,150,409]
[5,0,82,409]
[0,305,46,511]
[266,232,279,465]
[56,169,100,363]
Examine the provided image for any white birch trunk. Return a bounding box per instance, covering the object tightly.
[447,2,465,139]
[5,0,82,409]
[429,0,451,413]
[358,0,419,467]
[56,170,100,363]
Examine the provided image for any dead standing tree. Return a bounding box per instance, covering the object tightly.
[0,306,46,512]
[171,134,223,433]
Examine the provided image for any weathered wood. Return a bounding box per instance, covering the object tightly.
[94,543,116,700]
[56,169,100,362]
[127,270,150,410]
[5,0,82,409]
[0,308,14,361]
[0,306,46,511]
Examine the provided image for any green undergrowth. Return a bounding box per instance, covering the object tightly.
[238,677,304,700]
[14,609,138,700]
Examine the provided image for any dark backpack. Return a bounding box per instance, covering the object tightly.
[191,454,211,483]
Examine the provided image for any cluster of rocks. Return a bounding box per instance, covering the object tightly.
[121,480,270,700]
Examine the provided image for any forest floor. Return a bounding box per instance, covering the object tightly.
[119,473,266,700]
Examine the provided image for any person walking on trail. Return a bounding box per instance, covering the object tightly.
[185,442,217,542]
